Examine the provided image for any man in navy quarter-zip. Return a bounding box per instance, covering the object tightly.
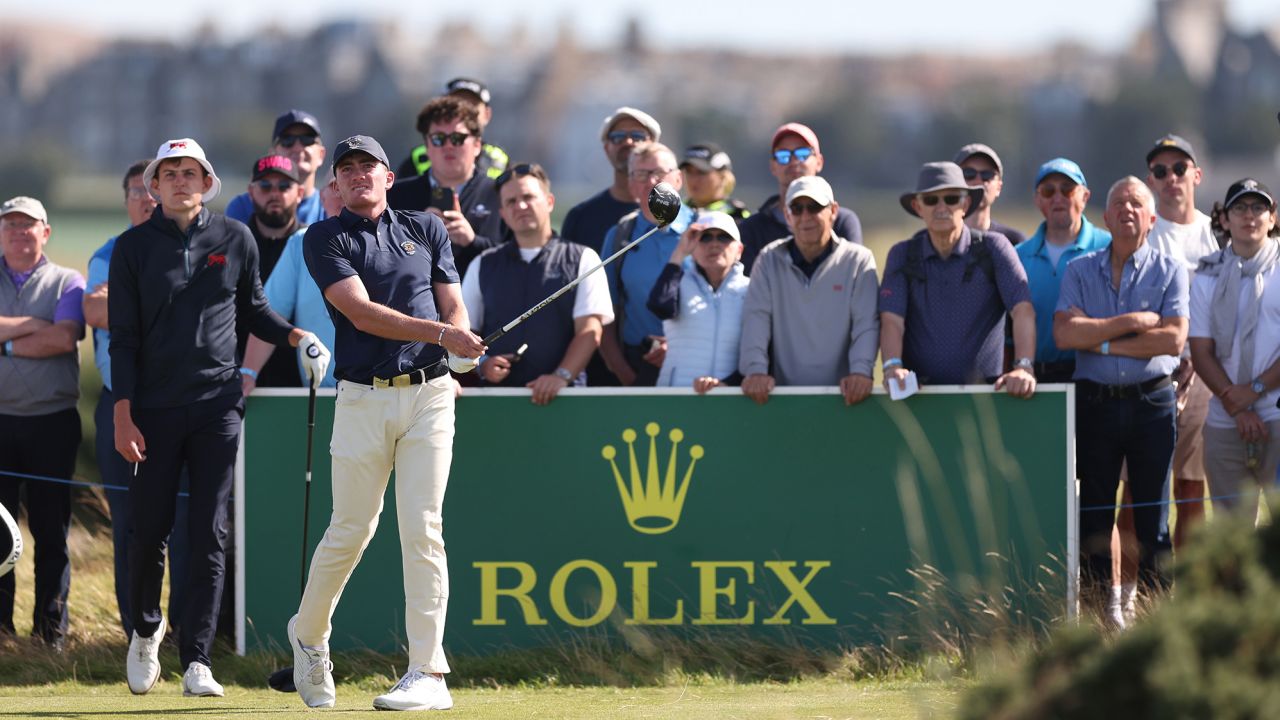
[109,138,330,699]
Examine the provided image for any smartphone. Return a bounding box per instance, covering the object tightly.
[429,186,455,212]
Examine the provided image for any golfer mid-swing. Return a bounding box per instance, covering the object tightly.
[293,135,484,711]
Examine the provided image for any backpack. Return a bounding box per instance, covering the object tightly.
[900,231,996,285]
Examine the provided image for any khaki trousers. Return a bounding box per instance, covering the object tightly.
[296,375,455,673]
[1202,420,1280,525]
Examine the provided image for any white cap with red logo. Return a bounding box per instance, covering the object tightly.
[142,138,222,202]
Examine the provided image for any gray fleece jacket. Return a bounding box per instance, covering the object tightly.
[738,236,880,385]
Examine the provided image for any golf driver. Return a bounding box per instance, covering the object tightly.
[267,383,318,693]
[445,181,682,373]
[0,500,21,577]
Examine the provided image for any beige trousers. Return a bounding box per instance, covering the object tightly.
[296,375,455,673]
[1202,420,1280,525]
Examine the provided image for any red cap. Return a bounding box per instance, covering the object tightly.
[771,122,820,153]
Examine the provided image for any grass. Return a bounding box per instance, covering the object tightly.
[0,519,968,718]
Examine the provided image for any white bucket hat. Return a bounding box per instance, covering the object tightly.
[142,138,222,202]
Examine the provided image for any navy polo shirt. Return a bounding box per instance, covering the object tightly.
[303,207,458,383]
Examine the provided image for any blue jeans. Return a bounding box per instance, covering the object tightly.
[96,389,189,641]
[1077,382,1176,605]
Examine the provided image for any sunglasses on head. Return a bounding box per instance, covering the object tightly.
[1149,160,1191,180]
[773,147,814,165]
[255,179,296,193]
[788,199,827,215]
[276,134,318,149]
[919,193,966,207]
[495,163,544,191]
[699,230,733,244]
[607,130,649,144]
[962,168,998,182]
[428,131,472,147]
[1038,183,1078,199]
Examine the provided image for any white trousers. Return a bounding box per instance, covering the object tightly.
[296,375,455,673]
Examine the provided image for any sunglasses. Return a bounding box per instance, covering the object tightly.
[1038,183,1078,199]
[1228,200,1273,217]
[772,147,814,165]
[1149,161,1191,180]
[495,163,543,191]
[699,230,734,244]
[276,134,318,149]
[428,131,472,147]
[126,187,152,200]
[607,130,649,144]
[788,200,827,215]
[962,168,998,182]
[629,168,676,182]
[255,179,297,193]
[919,193,966,207]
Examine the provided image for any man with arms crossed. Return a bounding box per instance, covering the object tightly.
[292,135,484,711]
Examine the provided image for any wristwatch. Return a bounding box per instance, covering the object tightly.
[554,368,574,383]
[1014,357,1035,374]
[1251,378,1267,395]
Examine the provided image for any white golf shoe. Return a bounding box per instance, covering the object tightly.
[372,668,453,711]
[288,614,336,708]
[182,661,225,697]
[126,616,165,695]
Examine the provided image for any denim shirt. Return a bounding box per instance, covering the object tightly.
[1056,243,1188,384]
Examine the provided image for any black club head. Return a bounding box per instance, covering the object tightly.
[647,182,682,227]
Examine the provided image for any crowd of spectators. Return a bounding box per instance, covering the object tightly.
[2,76,1278,676]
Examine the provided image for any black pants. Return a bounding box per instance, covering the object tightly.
[622,343,661,387]
[0,408,80,642]
[129,392,242,668]
[96,389,190,641]
[1077,382,1176,608]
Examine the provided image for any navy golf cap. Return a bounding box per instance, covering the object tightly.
[331,135,390,171]
[273,109,322,141]
[1145,134,1197,164]
[445,77,491,104]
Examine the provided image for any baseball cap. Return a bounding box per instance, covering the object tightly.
[251,154,300,183]
[694,210,741,243]
[1034,158,1087,189]
[142,138,222,202]
[680,143,732,172]
[1145,134,1197,165]
[785,176,835,207]
[445,77,491,105]
[600,107,661,143]
[771,122,821,153]
[272,109,322,142]
[0,196,48,225]
[1223,178,1275,210]
[331,135,390,171]
[953,143,1004,177]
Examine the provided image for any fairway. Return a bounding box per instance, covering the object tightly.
[0,678,961,719]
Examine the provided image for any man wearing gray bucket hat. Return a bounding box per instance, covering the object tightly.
[879,162,1036,396]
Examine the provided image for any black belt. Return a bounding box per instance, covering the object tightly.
[1035,361,1076,383]
[356,363,448,388]
[1077,375,1171,400]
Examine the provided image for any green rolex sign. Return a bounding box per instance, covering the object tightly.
[237,388,1071,655]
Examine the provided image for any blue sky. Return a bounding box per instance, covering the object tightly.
[14,0,1280,54]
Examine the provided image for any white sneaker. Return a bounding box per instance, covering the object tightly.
[288,614,336,708]
[126,616,165,694]
[372,669,453,711]
[182,662,225,697]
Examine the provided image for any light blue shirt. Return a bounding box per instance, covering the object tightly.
[601,204,695,346]
[87,234,119,390]
[1056,243,1188,384]
[266,228,336,387]
[1017,216,1112,363]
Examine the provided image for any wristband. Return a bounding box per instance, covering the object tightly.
[882,357,903,370]
[438,325,448,346]
[2,340,12,357]
[1100,341,1110,356]
[240,367,258,380]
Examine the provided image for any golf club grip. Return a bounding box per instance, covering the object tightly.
[482,222,669,347]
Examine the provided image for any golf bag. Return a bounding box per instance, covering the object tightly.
[0,501,21,577]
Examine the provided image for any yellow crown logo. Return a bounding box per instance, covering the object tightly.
[601,422,704,535]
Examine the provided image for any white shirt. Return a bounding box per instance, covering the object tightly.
[1148,211,1218,272]
[1189,264,1280,428]
[461,243,615,332]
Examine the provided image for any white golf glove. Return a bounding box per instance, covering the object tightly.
[297,332,331,389]
[447,352,479,374]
